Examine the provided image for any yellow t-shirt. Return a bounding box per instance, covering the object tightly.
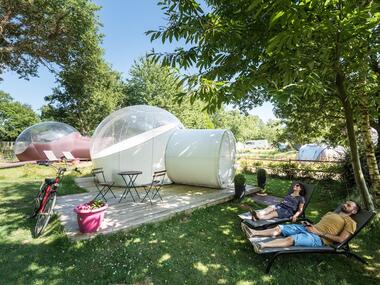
[314,212,357,245]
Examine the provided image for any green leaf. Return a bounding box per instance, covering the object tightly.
[270,11,285,28]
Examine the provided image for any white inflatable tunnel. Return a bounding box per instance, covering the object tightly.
[165,129,236,188]
[90,105,184,185]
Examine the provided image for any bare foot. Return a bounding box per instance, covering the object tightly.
[251,210,259,221]
[252,242,263,253]
[241,222,255,238]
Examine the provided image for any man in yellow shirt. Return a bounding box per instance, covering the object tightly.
[241,201,359,251]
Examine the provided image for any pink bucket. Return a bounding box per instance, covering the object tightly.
[74,204,108,233]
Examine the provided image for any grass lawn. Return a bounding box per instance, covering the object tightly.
[0,165,379,284]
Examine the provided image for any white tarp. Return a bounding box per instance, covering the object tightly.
[297,144,346,161]
[165,129,236,188]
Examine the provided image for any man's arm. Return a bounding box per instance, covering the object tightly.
[306,226,352,244]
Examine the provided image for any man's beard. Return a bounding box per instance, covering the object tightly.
[341,205,350,214]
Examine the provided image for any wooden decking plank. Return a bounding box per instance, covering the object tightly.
[55,178,259,240]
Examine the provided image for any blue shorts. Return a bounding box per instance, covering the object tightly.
[279,224,323,247]
[274,205,293,219]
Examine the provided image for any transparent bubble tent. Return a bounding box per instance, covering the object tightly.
[14,121,91,161]
[91,105,184,185]
[91,105,237,188]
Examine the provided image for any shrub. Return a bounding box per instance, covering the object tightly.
[234,173,246,186]
[257,168,267,189]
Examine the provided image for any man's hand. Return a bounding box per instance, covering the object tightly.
[291,215,297,222]
[305,224,323,236]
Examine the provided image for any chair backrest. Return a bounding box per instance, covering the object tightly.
[333,207,375,249]
[43,150,59,161]
[287,181,315,217]
[91,168,106,183]
[152,170,166,185]
[62,151,75,161]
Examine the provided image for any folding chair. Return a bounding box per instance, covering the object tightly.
[43,150,60,162]
[62,151,76,162]
[246,208,375,273]
[141,170,166,204]
[240,181,315,230]
[91,168,116,202]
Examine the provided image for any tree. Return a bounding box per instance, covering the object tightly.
[211,109,266,142]
[124,58,214,129]
[0,91,39,140]
[148,0,379,209]
[263,119,284,146]
[0,0,101,80]
[42,59,125,135]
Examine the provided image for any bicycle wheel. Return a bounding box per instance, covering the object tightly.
[31,182,46,218]
[33,192,57,238]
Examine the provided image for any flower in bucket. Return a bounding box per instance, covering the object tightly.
[76,199,106,212]
[74,199,108,233]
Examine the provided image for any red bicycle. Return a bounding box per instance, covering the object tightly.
[31,161,67,238]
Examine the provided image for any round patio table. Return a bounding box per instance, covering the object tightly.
[118,171,142,202]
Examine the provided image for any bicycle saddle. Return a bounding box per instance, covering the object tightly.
[44,178,56,185]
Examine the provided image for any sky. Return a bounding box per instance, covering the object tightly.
[0,0,276,123]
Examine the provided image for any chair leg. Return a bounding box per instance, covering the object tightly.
[94,186,107,202]
[104,186,116,199]
[151,189,162,201]
[141,187,152,204]
[119,189,136,203]
[265,253,280,274]
[110,187,116,198]
[345,251,368,265]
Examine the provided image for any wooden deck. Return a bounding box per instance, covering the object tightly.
[55,177,259,240]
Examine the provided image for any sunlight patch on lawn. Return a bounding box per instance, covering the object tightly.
[236,280,254,285]
[222,228,231,235]
[225,206,239,213]
[209,263,221,270]
[217,278,227,284]
[133,237,141,243]
[219,224,232,236]
[260,275,274,282]
[364,265,378,272]
[27,263,48,275]
[158,253,171,265]
[193,262,208,274]
[310,210,319,216]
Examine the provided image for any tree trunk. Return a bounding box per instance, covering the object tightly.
[336,72,375,210]
[361,93,380,207]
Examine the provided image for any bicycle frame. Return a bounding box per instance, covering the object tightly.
[37,167,65,214]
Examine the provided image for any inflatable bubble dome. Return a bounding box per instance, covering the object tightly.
[14,121,91,161]
[91,105,184,159]
[15,121,77,155]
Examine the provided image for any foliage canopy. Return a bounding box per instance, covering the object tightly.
[0,90,39,140]
[0,0,101,80]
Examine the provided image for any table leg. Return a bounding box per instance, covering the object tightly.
[119,175,136,203]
